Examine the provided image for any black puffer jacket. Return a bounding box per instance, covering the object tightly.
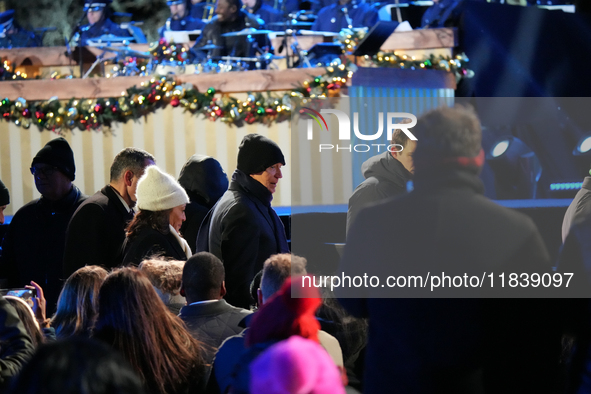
[178,155,228,254]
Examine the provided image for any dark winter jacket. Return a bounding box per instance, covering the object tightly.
[178,155,228,254]
[347,151,412,233]
[0,186,86,313]
[179,299,250,374]
[197,170,289,309]
[121,227,188,266]
[339,166,561,394]
[0,295,35,390]
[555,214,591,393]
[63,185,134,278]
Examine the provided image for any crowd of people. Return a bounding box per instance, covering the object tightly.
[0,106,591,393]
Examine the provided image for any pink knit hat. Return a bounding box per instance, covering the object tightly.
[249,336,346,394]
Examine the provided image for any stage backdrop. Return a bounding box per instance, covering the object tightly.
[0,108,296,216]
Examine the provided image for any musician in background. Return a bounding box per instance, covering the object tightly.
[78,0,132,46]
[192,0,265,58]
[242,0,283,30]
[311,0,378,32]
[160,0,205,37]
[191,0,211,20]
[0,10,42,48]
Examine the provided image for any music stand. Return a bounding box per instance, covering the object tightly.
[352,21,399,57]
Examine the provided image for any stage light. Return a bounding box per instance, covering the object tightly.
[573,135,591,155]
[491,140,510,158]
[486,136,542,199]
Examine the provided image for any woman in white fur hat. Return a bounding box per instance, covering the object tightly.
[121,166,193,266]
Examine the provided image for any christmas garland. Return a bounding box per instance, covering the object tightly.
[0,34,471,131]
[0,63,351,131]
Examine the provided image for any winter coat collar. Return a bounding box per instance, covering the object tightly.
[38,185,82,214]
[230,169,273,206]
[413,167,485,195]
[179,299,247,317]
[102,185,133,218]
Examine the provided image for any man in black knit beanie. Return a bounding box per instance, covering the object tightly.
[197,134,289,309]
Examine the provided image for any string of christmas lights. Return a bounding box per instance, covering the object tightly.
[0,34,471,131]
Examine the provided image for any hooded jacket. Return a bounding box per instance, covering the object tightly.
[178,155,228,254]
[347,151,412,233]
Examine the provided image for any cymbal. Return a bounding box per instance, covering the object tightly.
[88,35,132,43]
[258,54,285,60]
[218,55,260,61]
[221,28,273,37]
[268,21,313,27]
[297,30,340,37]
[197,43,224,50]
[96,45,151,58]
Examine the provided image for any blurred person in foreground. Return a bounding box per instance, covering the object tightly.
[93,267,206,394]
[0,294,34,390]
[6,337,146,394]
[338,105,562,393]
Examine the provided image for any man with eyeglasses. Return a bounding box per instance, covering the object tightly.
[0,138,86,314]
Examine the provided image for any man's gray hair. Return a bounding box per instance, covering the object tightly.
[110,148,155,182]
[261,253,307,301]
[412,105,482,166]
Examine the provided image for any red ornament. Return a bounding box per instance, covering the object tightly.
[265,108,276,115]
[245,113,256,124]
[2,112,9,118]
[22,109,30,117]
[215,109,223,116]
[35,111,44,120]
[111,105,117,113]
[171,98,180,107]
[94,104,103,114]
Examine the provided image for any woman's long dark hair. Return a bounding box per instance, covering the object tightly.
[52,265,108,339]
[93,267,203,394]
[126,209,172,240]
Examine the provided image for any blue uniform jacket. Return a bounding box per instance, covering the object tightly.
[79,18,131,46]
[311,0,378,32]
